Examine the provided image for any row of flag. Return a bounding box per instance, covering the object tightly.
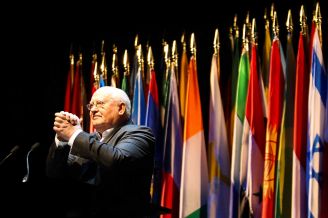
[62,3,327,218]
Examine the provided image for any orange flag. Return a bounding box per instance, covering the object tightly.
[262,37,285,218]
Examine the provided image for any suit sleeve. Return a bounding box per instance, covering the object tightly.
[46,140,70,179]
[46,140,96,182]
[70,126,155,170]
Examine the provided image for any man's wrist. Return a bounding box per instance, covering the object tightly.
[55,135,68,147]
[68,129,83,147]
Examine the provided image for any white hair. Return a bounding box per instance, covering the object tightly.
[94,86,131,117]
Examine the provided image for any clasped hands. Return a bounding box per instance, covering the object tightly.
[53,111,82,142]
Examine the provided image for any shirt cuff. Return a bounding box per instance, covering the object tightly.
[55,135,68,147]
[68,129,83,147]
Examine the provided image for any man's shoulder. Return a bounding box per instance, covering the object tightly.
[121,124,152,133]
[119,124,155,139]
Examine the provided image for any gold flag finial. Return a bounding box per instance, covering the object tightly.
[147,46,154,69]
[137,44,145,80]
[78,50,83,66]
[270,3,275,22]
[137,44,142,64]
[171,40,178,67]
[171,40,179,83]
[92,53,99,87]
[134,34,139,49]
[213,28,220,54]
[100,40,107,83]
[163,42,170,67]
[233,14,239,38]
[242,23,249,51]
[69,44,74,65]
[313,2,322,45]
[112,44,118,77]
[300,5,307,36]
[123,49,130,76]
[286,9,293,33]
[68,44,75,86]
[190,33,196,56]
[112,44,118,66]
[181,32,187,52]
[313,2,322,24]
[251,18,257,44]
[245,11,250,25]
[273,11,279,37]
[245,12,252,42]
[101,40,105,54]
[146,46,154,86]
[264,8,270,31]
[242,23,246,43]
[233,14,238,32]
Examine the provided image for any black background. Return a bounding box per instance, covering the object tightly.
[0,0,326,216]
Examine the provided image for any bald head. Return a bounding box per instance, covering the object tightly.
[93,86,131,117]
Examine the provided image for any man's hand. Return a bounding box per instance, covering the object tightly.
[53,111,82,141]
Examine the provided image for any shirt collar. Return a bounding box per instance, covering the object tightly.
[99,128,113,142]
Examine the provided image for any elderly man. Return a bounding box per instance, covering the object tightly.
[47,86,155,217]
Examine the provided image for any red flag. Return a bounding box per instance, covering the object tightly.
[64,53,74,112]
[89,53,98,133]
[262,38,285,218]
[71,53,87,129]
[291,31,309,218]
[243,43,266,217]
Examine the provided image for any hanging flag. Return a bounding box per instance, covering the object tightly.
[89,52,98,133]
[240,42,266,217]
[228,30,240,151]
[129,51,138,102]
[208,47,230,218]
[64,52,75,112]
[121,75,129,95]
[275,19,295,218]
[161,65,183,218]
[99,75,106,87]
[71,53,82,117]
[179,56,208,218]
[90,53,98,97]
[229,41,250,218]
[160,42,170,128]
[70,53,88,130]
[307,23,327,218]
[179,41,188,126]
[291,29,309,218]
[261,19,272,103]
[262,36,285,218]
[132,64,146,125]
[145,66,162,206]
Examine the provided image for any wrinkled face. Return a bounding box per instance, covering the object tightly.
[88,91,124,133]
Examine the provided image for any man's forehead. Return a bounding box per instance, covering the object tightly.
[92,90,112,100]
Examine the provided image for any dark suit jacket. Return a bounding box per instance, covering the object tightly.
[46,119,155,217]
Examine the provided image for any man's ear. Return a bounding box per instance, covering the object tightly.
[118,102,126,115]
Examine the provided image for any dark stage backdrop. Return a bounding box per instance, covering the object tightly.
[0,0,326,216]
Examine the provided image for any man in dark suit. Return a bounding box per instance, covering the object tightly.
[46,86,155,217]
